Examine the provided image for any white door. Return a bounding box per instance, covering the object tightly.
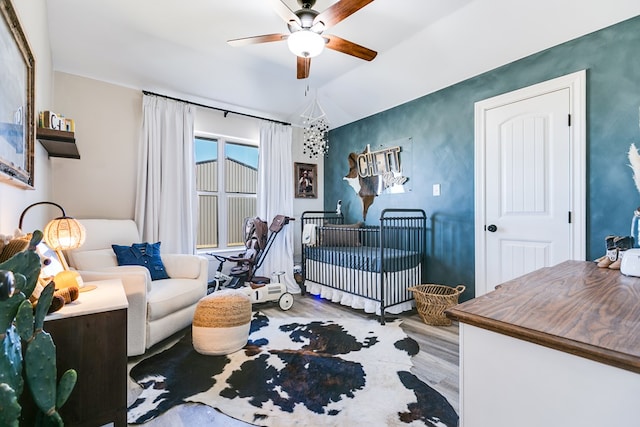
[475,71,586,296]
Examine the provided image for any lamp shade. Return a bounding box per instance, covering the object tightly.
[287,30,325,58]
[43,217,86,250]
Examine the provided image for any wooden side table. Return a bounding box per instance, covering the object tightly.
[19,279,128,427]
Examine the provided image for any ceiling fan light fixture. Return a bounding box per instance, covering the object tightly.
[287,30,325,58]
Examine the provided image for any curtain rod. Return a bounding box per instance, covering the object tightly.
[142,90,291,126]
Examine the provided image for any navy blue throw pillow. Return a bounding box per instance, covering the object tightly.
[112,242,170,281]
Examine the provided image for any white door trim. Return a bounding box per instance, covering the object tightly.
[474,70,586,297]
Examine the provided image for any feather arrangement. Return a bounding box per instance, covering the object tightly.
[628,143,640,195]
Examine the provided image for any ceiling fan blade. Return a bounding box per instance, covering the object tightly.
[268,0,301,26]
[297,56,311,79]
[313,0,374,30]
[227,33,287,47]
[324,35,377,61]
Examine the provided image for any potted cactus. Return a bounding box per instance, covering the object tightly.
[0,230,76,426]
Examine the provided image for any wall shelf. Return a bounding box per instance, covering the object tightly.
[36,128,80,159]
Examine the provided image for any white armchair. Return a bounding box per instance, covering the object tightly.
[65,219,208,356]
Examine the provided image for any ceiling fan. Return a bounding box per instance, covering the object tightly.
[228,0,377,79]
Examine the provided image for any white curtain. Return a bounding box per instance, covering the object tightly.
[256,121,300,293]
[135,94,197,254]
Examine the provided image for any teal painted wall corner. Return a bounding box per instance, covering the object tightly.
[324,15,640,300]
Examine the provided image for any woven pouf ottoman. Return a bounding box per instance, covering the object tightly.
[192,289,252,355]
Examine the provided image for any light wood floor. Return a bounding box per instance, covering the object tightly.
[127,293,460,426]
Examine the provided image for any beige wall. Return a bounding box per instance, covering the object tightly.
[3,0,321,282]
[51,73,323,254]
[195,106,260,141]
[0,0,54,235]
[52,72,142,220]
[291,126,324,261]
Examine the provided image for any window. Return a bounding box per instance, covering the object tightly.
[195,136,259,249]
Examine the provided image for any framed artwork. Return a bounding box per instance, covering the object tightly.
[295,162,317,199]
[0,0,35,188]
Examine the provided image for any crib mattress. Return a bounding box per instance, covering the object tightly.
[304,245,421,272]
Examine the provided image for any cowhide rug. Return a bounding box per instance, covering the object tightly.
[128,312,458,426]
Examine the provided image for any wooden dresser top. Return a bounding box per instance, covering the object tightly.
[446,260,640,373]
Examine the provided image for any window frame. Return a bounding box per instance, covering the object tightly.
[195,132,259,251]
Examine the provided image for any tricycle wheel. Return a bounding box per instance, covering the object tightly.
[278,292,294,310]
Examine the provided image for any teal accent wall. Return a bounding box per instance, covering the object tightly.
[325,15,640,300]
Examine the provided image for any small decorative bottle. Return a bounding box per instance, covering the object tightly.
[631,207,640,248]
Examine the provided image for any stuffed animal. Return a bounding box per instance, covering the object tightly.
[0,230,29,263]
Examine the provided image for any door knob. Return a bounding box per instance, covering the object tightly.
[487,224,497,232]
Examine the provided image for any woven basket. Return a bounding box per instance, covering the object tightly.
[192,290,252,355]
[408,284,465,326]
[193,289,251,328]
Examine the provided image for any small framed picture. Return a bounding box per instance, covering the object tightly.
[295,162,317,199]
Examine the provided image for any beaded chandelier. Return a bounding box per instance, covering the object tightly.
[301,97,329,159]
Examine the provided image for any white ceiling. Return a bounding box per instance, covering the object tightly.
[45,0,640,129]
